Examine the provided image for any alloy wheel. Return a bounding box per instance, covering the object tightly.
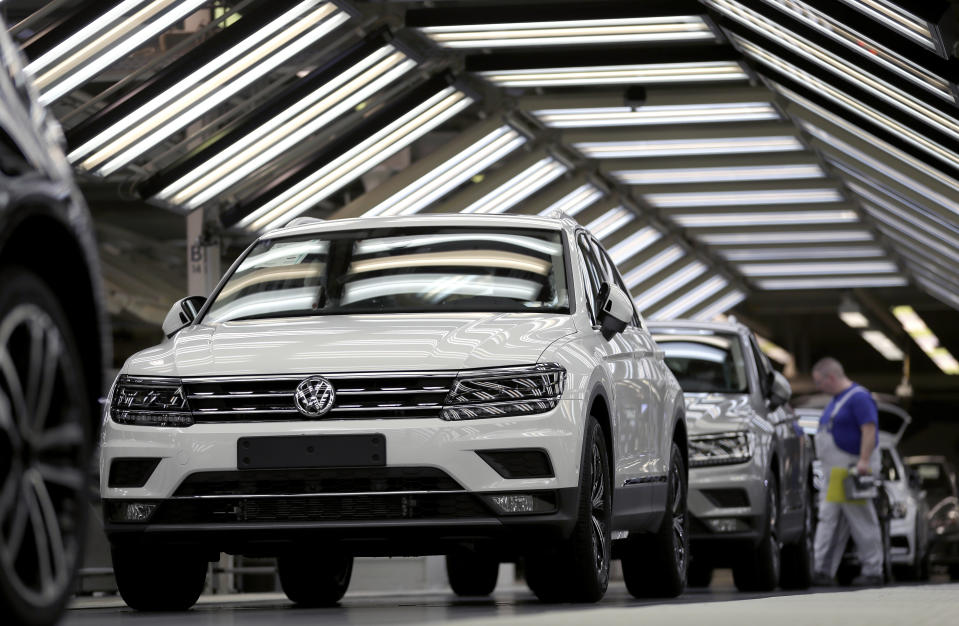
[670,456,688,577]
[589,439,609,581]
[0,304,86,610]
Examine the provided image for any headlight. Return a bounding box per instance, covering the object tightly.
[688,431,754,467]
[440,363,565,421]
[111,375,193,427]
[891,501,908,519]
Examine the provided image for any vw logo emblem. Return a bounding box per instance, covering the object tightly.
[294,376,336,418]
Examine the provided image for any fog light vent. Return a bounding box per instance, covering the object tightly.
[477,449,554,479]
[704,517,748,533]
[108,458,161,488]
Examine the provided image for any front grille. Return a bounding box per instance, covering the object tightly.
[150,493,490,524]
[173,467,464,497]
[184,373,456,422]
[891,536,909,549]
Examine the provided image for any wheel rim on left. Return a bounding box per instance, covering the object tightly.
[0,304,87,609]
[589,439,609,580]
[671,457,687,576]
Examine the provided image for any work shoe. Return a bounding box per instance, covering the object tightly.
[811,571,836,586]
[850,574,883,587]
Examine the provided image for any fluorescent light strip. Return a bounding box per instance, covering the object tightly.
[691,290,747,321]
[607,226,663,266]
[698,231,874,245]
[633,261,707,312]
[738,261,899,276]
[420,16,715,47]
[720,246,887,261]
[838,0,936,50]
[761,0,952,100]
[802,122,959,217]
[69,1,344,169]
[648,188,843,208]
[461,157,568,214]
[93,5,350,175]
[538,183,603,217]
[861,329,905,361]
[891,306,959,374]
[480,61,747,87]
[624,245,686,290]
[31,0,210,105]
[848,182,959,250]
[531,102,777,127]
[708,1,959,141]
[756,276,907,289]
[613,164,823,184]
[866,208,959,264]
[575,136,803,159]
[840,311,870,328]
[585,207,635,240]
[650,276,728,320]
[159,48,416,207]
[671,210,859,227]
[735,37,959,171]
[785,87,959,201]
[365,126,527,217]
[239,88,473,231]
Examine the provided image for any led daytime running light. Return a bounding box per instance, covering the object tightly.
[441,364,565,421]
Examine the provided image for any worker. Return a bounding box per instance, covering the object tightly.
[811,357,883,587]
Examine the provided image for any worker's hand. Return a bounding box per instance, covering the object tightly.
[856,459,871,476]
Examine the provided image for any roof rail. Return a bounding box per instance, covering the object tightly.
[285,217,324,228]
[542,209,580,225]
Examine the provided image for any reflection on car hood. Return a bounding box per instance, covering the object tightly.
[683,393,761,435]
[124,313,577,377]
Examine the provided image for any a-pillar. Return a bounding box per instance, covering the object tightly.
[186,208,220,297]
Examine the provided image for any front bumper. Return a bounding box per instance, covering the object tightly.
[99,401,584,555]
[687,462,766,545]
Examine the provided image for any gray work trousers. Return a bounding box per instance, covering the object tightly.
[813,432,882,578]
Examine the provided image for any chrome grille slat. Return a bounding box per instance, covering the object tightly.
[183,372,456,423]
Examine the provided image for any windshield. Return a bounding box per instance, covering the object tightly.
[652,332,749,394]
[204,226,570,322]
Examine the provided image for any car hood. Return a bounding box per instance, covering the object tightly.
[124,313,577,377]
[683,393,764,435]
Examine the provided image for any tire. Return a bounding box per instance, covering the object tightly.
[687,558,713,588]
[780,481,815,590]
[0,269,92,626]
[948,564,959,581]
[895,519,930,582]
[525,417,611,604]
[446,553,498,596]
[112,543,208,611]
[733,471,781,592]
[621,441,689,599]
[278,551,353,607]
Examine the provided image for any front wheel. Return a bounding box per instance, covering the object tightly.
[733,472,781,592]
[780,481,815,589]
[112,544,208,611]
[525,417,611,604]
[621,441,689,599]
[277,551,353,607]
[446,553,498,596]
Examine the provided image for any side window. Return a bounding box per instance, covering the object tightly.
[577,234,603,323]
[590,238,641,327]
[748,334,773,397]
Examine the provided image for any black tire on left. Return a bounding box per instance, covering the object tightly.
[112,543,209,611]
[780,481,815,590]
[525,416,611,604]
[0,268,92,626]
[733,472,781,592]
[446,553,499,596]
[621,441,689,599]
[277,551,353,607]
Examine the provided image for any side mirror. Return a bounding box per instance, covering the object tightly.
[596,282,632,341]
[768,371,792,409]
[162,296,207,338]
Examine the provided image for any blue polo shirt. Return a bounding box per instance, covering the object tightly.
[818,383,879,455]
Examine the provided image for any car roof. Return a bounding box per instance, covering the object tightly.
[259,213,577,241]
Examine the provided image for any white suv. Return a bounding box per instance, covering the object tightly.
[99,213,688,609]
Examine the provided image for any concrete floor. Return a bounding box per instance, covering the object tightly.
[66,576,959,626]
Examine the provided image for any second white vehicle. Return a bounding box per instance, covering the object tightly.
[99,213,688,609]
